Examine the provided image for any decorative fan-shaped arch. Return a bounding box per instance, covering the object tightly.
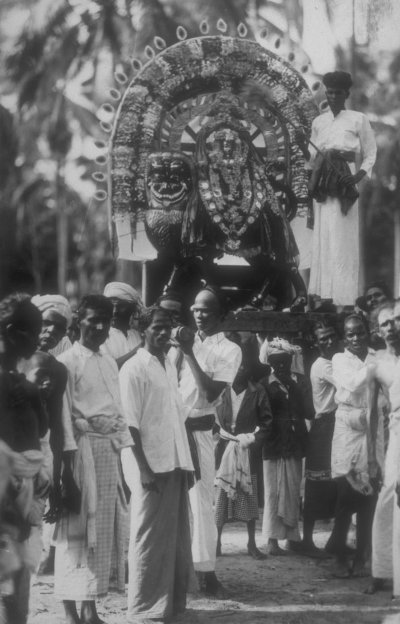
[110,35,317,233]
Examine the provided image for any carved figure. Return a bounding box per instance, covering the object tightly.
[109,35,318,309]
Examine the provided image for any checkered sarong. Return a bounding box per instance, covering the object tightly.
[55,435,126,599]
[215,474,259,527]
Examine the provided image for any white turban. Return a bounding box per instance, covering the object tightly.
[103,282,142,307]
[259,336,302,364]
[31,294,72,327]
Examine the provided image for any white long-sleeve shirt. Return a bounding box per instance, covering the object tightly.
[309,109,377,177]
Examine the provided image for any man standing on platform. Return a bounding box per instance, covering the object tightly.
[119,306,194,623]
[308,71,376,306]
[175,286,242,596]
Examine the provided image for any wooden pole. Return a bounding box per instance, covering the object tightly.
[142,261,148,306]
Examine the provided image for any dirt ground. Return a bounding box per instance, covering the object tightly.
[30,519,400,624]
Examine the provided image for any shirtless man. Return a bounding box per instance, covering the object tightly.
[366,301,400,595]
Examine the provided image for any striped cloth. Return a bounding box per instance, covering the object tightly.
[54,435,127,599]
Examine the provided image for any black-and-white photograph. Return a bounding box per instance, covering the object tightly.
[1,1,400,622]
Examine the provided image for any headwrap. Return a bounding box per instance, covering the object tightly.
[31,294,72,328]
[322,71,353,90]
[103,282,143,308]
[259,336,302,364]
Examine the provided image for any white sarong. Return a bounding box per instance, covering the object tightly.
[262,457,302,541]
[189,429,218,572]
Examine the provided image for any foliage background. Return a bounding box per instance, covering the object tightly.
[0,0,399,302]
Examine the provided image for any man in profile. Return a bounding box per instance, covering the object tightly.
[175,286,242,595]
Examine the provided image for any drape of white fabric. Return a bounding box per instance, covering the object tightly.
[309,191,360,305]
[189,429,217,571]
[290,208,312,271]
[308,110,376,305]
[262,458,302,541]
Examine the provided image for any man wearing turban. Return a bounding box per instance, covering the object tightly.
[259,337,312,555]
[307,71,377,306]
[102,282,143,369]
[31,294,73,357]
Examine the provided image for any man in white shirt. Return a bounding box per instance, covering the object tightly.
[330,314,379,577]
[175,286,242,596]
[301,320,339,556]
[54,295,133,624]
[308,71,377,306]
[366,301,400,595]
[102,281,142,368]
[119,306,194,623]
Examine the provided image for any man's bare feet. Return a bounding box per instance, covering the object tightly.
[247,544,267,560]
[63,600,81,624]
[81,600,107,624]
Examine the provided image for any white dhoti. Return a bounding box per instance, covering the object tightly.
[121,450,192,621]
[262,457,302,541]
[290,209,312,271]
[189,430,217,572]
[309,195,360,306]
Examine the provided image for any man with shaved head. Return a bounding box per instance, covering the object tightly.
[174,286,242,596]
[366,301,400,595]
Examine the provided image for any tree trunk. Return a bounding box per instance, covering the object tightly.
[56,161,68,296]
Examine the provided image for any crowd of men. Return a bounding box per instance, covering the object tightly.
[0,278,400,624]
